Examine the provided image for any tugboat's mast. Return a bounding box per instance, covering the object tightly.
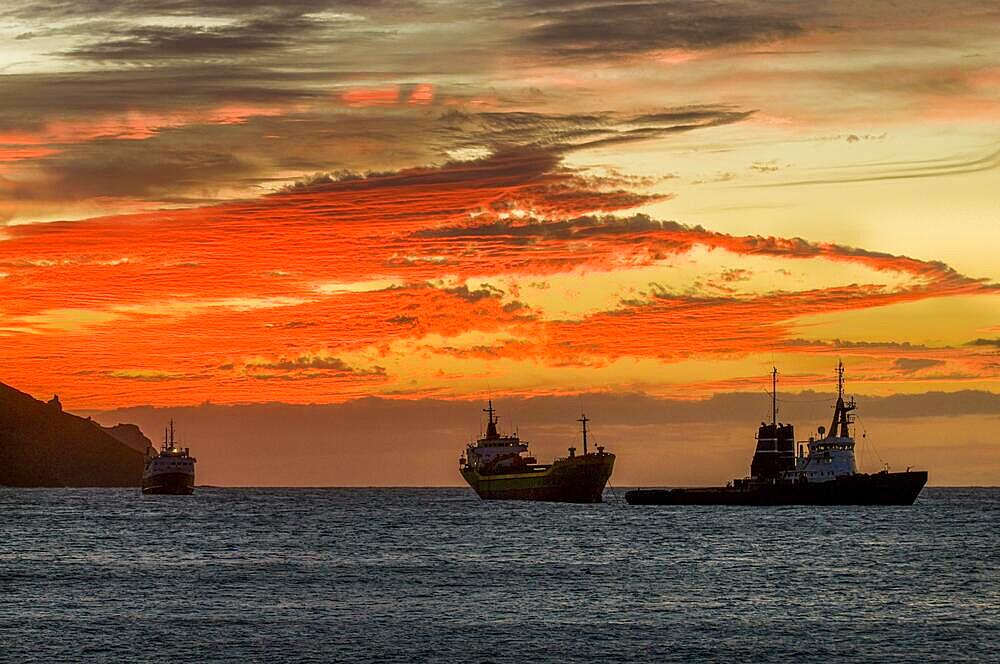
[829,361,856,438]
[771,367,778,427]
[578,414,590,456]
[837,361,845,402]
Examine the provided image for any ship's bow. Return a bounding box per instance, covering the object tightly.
[142,470,195,495]
[551,453,615,503]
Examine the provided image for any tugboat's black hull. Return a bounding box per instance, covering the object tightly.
[626,471,927,506]
[462,454,615,503]
[141,472,194,495]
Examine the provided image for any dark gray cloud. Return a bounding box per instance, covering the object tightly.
[414,213,687,240]
[783,339,932,351]
[85,389,1000,433]
[5,0,468,75]
[3,0,991,221]
[61,17,323,61]
[1,108,459,205]
[892,358,946,373]
[1,136,261,204]
[278,105,749,197]
[52,9,401,63]
[630,108,752,124]
[438,106,752,153]
[0,0,473,128]
[242,355,387,380]
[1,1,417,23]
[1,0,761,215]
[517,1,803,58]
[0,67,324,122]
[105,370,200,382]
[156,105,745,214]
[445,284,505,302]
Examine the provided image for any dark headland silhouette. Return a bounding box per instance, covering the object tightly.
[0,380,151,487]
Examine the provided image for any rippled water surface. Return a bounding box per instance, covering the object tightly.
[2,488,998,663]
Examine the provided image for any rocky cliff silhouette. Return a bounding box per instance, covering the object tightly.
[0,381,145,487]
[101,422,155,458]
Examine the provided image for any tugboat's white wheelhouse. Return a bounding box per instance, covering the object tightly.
[783,362,859,483]
[787,433,858,482]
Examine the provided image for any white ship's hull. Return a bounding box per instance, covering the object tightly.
[142,471,194,495]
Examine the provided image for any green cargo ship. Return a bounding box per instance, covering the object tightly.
[459,401,615,503]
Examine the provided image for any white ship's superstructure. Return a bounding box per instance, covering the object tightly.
[142,420,196,495]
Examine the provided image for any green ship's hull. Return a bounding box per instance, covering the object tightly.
[461,453,615,503]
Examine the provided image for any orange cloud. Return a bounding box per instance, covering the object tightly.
[340,86,401,107]
[407,84,435,105]
[0,105,290,148]
[0,146,59,163]
[0,151,995,407]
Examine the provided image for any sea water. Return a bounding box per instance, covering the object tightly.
[1,488,997,663]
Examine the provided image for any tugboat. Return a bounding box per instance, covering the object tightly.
[626,363,927,506]
[141,420,196,495]
[460,401,615,503]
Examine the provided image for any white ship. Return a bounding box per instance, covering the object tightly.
[779,362,860,483]
[142,420,196,495]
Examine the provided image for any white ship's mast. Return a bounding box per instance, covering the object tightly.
[161,419,180,453]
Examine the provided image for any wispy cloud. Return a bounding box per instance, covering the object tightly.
[752,146,1000,188]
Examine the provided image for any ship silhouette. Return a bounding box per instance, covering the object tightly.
[459,401,615,503]
[627,363,928,506]
[142,419,197,495]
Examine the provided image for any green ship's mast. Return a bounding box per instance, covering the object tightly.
[483,400,499,439]
[578,414,589,455]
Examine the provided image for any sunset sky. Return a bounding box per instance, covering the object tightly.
[1,2,997,484]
